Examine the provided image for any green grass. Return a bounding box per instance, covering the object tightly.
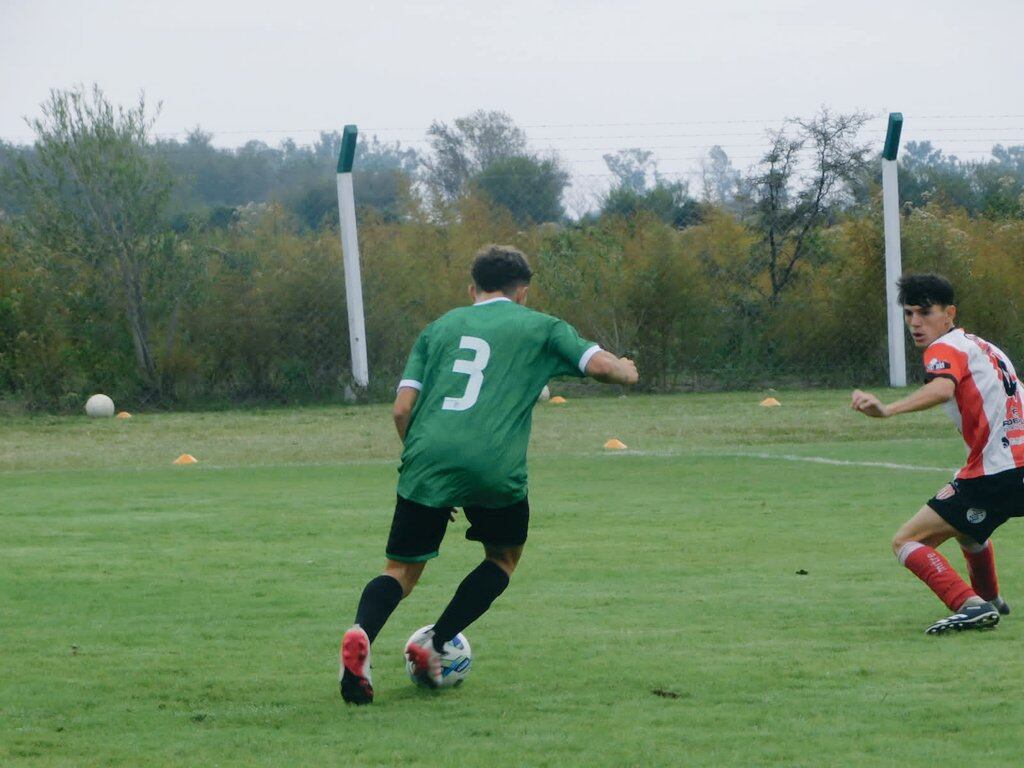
[2,390,1021,766]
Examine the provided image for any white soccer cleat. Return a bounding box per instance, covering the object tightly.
[405,630,444,689]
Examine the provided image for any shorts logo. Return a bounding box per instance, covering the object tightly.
[967,508,987,524]
[935,484,956,500]
[926,358,952,372]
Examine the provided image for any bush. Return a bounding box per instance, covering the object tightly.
[5,195,1024,410]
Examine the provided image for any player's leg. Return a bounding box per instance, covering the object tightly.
[341,497,451,703]
[340,558,423,705]
[893,499,1000,634]
[406,498,528,688]
[892,504,979,610]
[355,559,426,641]
[429,543,522,650]
[431,499,528,650]
[949,470,1023,616]
[957,535,1007,613]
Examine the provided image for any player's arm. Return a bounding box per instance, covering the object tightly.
[393,387,419,441]
[585,350,639,385]
[394,325,431,441]
[851,377,955,419]
[547,319,639,385]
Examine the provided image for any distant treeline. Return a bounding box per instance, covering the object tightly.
[4,105,1024,229]
[1,86,1023,411]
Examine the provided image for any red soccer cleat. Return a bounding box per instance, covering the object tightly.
[340,625,374,704]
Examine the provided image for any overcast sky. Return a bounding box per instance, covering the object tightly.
[3,0,1022,204]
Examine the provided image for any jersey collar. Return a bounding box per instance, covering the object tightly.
[472,297,513,306]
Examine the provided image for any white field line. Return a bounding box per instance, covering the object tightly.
[602,448,954,473]
[717,451,955,473]
[1,451,955,477]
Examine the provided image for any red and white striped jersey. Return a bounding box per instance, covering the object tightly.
[923,328,1024,479]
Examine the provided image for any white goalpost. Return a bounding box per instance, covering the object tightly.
[336,124,370,388]
[882,112,906,388]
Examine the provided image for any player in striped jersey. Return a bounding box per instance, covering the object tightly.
[340,245,639,703]
[852,273,1019,634]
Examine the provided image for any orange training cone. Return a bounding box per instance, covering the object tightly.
[603,438,628,450]
[173,454,198,465]
[116,411,132,419]
[549,396,567,404]
[760,397,781,407]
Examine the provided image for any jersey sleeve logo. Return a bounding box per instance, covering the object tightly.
[926,358,952,372]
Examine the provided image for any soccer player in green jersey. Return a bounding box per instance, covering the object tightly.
[340,244,639,704]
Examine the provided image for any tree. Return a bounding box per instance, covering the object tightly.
[0,141,32,215]
[968,145,1024,219]
[472,156,568,225]
[352,136,419,222]
[600,149,701,227]
[603,148,657,194]
[155,128,420,228]
[286,134,419,228]
[700,145,743,206]
[601,181,701,228]
[14,85,184,396]
[422,110,530,201]
[898,141,976,213]
[747,108,872,302]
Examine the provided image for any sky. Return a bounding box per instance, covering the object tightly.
[2,0,1023,206]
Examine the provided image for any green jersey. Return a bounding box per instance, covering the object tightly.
[396,297,600,508]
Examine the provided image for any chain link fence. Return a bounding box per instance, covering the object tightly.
[3,102,1024,411]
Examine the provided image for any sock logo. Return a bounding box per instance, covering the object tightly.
[926,551,947,574]
[967,508,987,524]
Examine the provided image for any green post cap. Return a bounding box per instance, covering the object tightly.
[337,124,358,173]
[882,113,903,161]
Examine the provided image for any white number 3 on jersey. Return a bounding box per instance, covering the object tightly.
[442,336,491,411]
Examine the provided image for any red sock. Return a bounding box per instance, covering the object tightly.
[962,541,1000,601]
[900,543,977,611]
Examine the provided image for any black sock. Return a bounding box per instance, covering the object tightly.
[354,575,404,643]
[432,560,510,652]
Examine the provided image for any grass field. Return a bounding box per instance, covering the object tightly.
[3,390,1023,767]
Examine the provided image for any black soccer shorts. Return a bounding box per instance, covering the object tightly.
[385,495,530,562]
[927,466,1024,543]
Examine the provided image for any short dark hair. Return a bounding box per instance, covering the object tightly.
[471,244,533,294]
[897,273,955,307]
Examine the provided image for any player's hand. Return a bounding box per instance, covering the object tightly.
[448,507,458,522]
[618,357,639,385]
[851,389,888,418]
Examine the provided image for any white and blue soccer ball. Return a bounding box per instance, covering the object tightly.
[405,625,472,688]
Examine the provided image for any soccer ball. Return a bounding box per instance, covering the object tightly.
[85,394,115,418]
[405,625,472,688]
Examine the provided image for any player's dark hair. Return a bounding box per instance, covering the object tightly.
[471,245,533,295]
[897,273,955,308]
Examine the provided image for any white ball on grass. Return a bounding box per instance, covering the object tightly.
[405,625,472,688]
[537,385,551,403]
[85,394,115,418]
